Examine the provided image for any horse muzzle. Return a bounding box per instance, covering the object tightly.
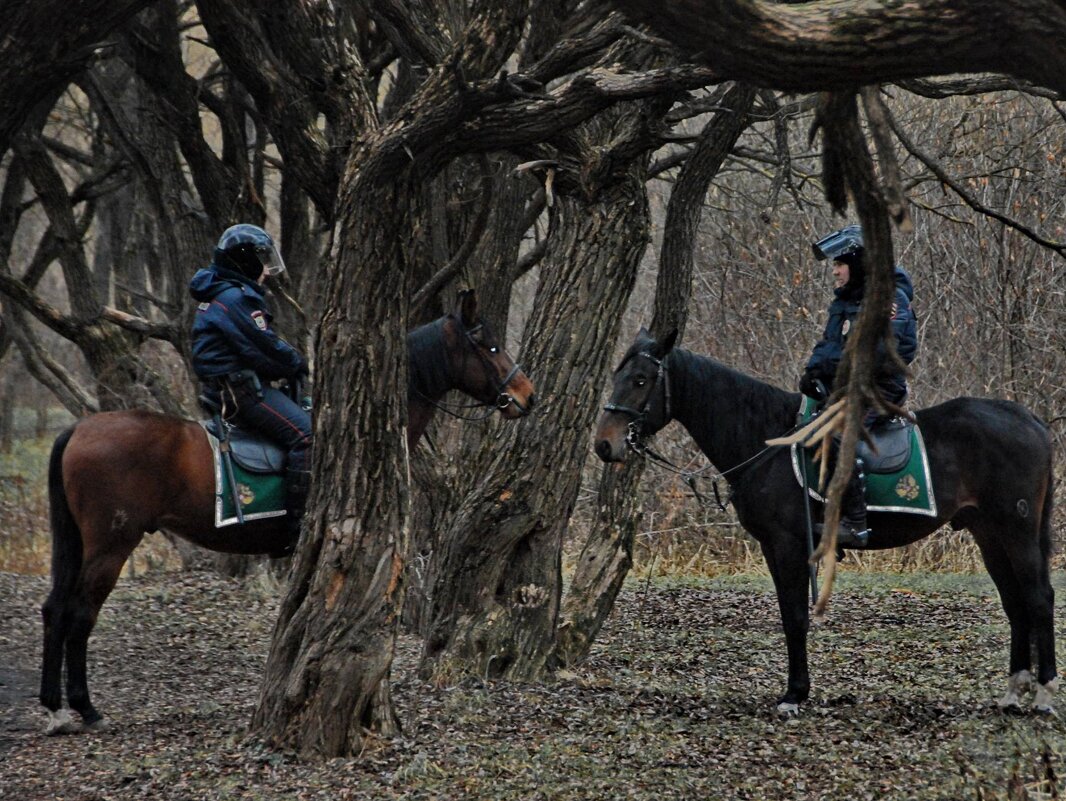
[594,415,632,462]
[498,391,535,418]
[594,437,627,463]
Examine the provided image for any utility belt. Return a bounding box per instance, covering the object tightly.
[211,369,309,419]
[214,369,263,420]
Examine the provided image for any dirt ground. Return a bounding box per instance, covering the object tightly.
[1,567,1064,800]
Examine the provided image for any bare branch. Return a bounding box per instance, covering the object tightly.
[99,307,179,343]
[861,86,911,231]
[410,157,495,316]
[888,108,1066,258]
[10,322,98,417]
[599,0,1066,96]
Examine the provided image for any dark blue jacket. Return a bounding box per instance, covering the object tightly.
[189,264,306,382]
[804,266,917,404]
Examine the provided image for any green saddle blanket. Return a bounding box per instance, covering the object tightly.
[789,398,938,517]
[202,425,287,528]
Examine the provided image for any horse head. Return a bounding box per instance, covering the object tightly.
[594,326,678,462]
[443,289,535,418]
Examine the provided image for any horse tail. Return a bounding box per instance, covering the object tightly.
[40,425,80,713]
[1040,461,1055,563]
[48,425,82,591]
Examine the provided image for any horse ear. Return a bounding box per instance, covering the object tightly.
[456,289,478,327]
[653,328,679,357]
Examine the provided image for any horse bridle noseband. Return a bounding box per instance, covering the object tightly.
[420,320,526,421]
[602,351,672,453]
[463,323,526,412]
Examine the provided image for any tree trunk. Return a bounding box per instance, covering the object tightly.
[556,83,756,665]
[250,168,413,756]
[0,366,15,452]
[601,0,1066,95]
[421,167,651,682]
[403,154,536,633]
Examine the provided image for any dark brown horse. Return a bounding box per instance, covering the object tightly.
[40,289,534,734]
[595,328,1056,716]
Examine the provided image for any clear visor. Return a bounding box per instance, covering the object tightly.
[254,243,286,275]
[812,230,860,262]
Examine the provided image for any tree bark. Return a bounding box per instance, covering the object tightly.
[421,151,652,681]
[250,173,414,755]
[555,82,756,666]
[250,3,533,757]
[601,0,1066,95]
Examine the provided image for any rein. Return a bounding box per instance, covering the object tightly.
[604,350,799,510]
[413,320,525,421]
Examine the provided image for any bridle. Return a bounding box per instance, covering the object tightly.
[463,323,527,412]
[418,319,527,421]
[601,349,779,510]
[602,350,671,453]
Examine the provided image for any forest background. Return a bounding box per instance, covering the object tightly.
[0,7,1062,582]
[0,1,1065,794]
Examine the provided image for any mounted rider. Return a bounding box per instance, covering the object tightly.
[798,224,918,545]
[189,223,312,545]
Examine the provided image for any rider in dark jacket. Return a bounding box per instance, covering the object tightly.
[190,224,311,546]
[799,224,918,546]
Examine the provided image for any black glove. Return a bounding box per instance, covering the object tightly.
[799,371,827,402]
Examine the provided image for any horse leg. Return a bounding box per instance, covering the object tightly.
[40,585,78,735]
[760,536,811,715]
[41,425,81,734]
[971,533,1034,711]
[973,520,1057,713]
[64,548,132,730]
[1009,544,1057,713]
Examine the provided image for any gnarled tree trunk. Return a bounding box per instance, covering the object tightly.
[421,155,652,681]
[556,82,756,665]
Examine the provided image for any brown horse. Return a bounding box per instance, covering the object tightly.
[40,289,534,734]
[595,328,1055,716]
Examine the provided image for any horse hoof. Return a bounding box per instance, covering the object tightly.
[45,709,79,736]
[997,699,1025,714]
[776,701,800,718]
[998,670,1034,712]
[1033,679,1059,716]
[82,716,109,732]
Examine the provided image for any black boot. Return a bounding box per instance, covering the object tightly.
[838,458,870,547]
[279,467,311,556]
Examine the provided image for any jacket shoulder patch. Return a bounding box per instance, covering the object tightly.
[250,310,268,331]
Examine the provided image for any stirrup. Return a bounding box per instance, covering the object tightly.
[814,522,871,548]
[837,521,870,548]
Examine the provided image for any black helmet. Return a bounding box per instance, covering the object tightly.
[214,224,286,281]
[812,224,863,262]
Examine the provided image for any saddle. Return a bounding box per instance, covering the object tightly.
[199,394,285,474]
[203,417,286,474]
[790,397,937,518]
[857,416,913,474]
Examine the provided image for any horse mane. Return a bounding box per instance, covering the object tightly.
[407,317,453,400]
[669,347,798,454]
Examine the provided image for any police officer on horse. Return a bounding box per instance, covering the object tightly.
[189,224,312,544]
[799,224,918,545]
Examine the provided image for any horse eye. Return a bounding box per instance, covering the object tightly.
[635,378,647,388]
[489,346,499,354]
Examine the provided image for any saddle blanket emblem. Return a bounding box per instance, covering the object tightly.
[202,425,287,528]
[789,399,938,517]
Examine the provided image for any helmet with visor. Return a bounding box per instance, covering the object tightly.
[215,224,286,280]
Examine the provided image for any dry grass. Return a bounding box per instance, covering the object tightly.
[607,477,1066,579]
[0,435,183,578]
[3,434,1064,581]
